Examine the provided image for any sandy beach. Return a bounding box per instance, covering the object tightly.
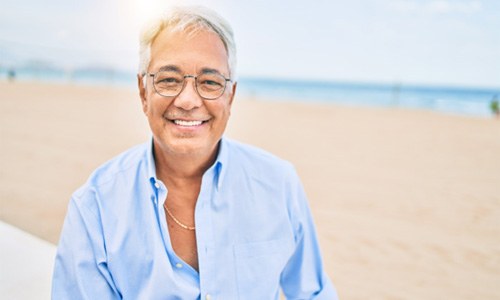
[1,80,499,299]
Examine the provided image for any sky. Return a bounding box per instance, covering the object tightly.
[0,0,499,88]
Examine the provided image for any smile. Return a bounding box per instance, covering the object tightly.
[172,119,207,127]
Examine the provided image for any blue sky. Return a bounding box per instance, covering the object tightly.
[0,0,499,88]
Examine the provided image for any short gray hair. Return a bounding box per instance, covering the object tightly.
[138,6,237,79]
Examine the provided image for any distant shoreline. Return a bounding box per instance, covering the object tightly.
[1,70,498,117]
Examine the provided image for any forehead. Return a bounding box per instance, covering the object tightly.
[149,28,229,75]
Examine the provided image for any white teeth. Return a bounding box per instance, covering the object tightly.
[174,120,203,126]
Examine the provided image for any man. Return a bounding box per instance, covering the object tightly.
[52,6,338,299]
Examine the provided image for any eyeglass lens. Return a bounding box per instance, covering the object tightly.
[153,71,227,99]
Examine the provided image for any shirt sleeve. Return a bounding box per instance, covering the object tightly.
[52,194,120,300]
[280,166,339,300]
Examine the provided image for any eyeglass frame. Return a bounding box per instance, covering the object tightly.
[144,70,232,100]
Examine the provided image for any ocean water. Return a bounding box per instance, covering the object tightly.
[0,67,137,87]
[237,78,499,118]
[1,68,498,118]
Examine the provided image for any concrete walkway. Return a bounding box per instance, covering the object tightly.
[0,221,56,299]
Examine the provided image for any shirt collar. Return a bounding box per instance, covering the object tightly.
[216,137,228,190]
[146,136,228,190]
[146,137,157,186]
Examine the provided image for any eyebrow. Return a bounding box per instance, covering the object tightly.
[200,68,223,75]
[156,65,226,76]
[158,65,182,73]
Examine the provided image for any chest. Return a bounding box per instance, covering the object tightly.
[103,183,297,299]
[164,188,200,271]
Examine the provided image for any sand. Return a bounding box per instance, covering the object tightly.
[1,81,499,299]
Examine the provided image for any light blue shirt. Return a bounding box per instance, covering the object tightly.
[52,138,338,299]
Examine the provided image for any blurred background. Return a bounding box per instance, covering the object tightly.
[1,0,499,299]
[1,0,499,115]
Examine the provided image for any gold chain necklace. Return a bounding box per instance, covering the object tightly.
[164,203,196,231]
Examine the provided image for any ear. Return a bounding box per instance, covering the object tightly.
[228,81,237,107]
[137,73,148,113]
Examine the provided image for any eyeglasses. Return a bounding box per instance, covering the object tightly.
[147,70,231,100]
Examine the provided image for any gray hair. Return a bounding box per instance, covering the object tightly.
[138,6,237,79]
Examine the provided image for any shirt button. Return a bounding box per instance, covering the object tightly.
[206,294,212,300]
[154,182,160,189]
[175,263,183,269]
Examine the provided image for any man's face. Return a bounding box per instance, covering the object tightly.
[138,28,236,158]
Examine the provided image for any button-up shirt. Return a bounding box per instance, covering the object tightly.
[52,138,338,299]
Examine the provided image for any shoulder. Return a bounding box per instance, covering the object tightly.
[73,142,149,200]
[223,138,296,179]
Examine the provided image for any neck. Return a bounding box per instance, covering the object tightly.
[153,141,219,186]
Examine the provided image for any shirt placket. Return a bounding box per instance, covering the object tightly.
[152,178,201,292]
[196,167,217,300]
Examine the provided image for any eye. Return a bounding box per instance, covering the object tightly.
[158,77,181,84]
[202,80,223,87]
[154,71,183,86]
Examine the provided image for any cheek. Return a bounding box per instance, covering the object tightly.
[215,99,232,115]
[216,106,232,129]
[146,97,168,116]
[212,106,230,126]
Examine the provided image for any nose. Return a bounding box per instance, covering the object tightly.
[172,76,203,111]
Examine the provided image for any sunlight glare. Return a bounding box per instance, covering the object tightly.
[131,0,184,26]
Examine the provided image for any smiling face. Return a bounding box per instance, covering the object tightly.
[138,28,236,160]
